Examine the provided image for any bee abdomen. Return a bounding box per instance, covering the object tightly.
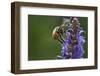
[52,32,59,40]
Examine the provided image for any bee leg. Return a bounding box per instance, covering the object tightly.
[57,55,63,59]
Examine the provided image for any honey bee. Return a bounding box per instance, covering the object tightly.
[52,17,70,44]
[52,26,65,44]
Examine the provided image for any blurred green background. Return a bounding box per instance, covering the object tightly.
[28,15,88,60]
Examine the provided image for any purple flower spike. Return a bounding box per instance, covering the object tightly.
[60,25,85,59]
